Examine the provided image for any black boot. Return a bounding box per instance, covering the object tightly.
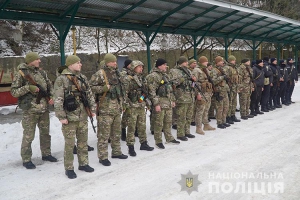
[231,115,241,122]
[73,145,77,154]
[226,117,234,124]
[88,145,94,151]
[42,155,58,162]
[140,141,154,151]
[223,123,231,127]
[121,128,126,141]
[172,125,177,130]
[217,124,226,129]
[190,122,196,126]
[250,110,257,116]
[78,165,94,172]
[23,161,36,169]
[65,170,77,179]
[128,145,136,156]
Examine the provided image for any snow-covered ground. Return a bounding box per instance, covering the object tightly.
[0,84,300,200]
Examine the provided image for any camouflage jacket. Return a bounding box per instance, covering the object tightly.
[211,65,230,93]
[89,66,125,115]
[169,66,195,104]
[11,63,53,113]
[53,68,95,122]
[125,72,147,108]
[145,68,175,108]
[192,64,213,95]
[237,63,254,93]
[226,63,240,92]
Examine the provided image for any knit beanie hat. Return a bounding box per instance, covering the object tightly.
[188,59,197,65]
[124,59,132,68]
[228,55,236,62]
[279,60,286,65]
[155,58,167,67]
[256,59,263,65]
[215,56,223,64]
[66,55,80,66]
[198,56,208,64]
[178,56,188,65]
[241,58,250,64]
[287,58,294,63]
[270,58,277,64]
[25,52,40,64]
[263,57,269,62]
[130,60,144,70]
[104,53,117,64]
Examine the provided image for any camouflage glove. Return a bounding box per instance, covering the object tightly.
[29,85,38,93]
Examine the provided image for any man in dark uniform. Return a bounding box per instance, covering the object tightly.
[260,57,273,112]
[269,58,280,110]
[285,58,298,104]
[250,60,265,116]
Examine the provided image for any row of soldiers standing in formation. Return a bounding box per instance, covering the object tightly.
[11,52,297,179]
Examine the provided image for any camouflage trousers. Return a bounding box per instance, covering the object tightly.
[195,92,212,127]
[121,108,130,129]
[97,114,122,160]
[239,90,251,117]
[62,120,89,170]
[208,95,216,118]
[126,107,147,146]
[176,103,194,137]
[228,90,238,116]
[21,110,51,162]
[216,92,229,124]
[152,108,175,144]
[172,107,177,126]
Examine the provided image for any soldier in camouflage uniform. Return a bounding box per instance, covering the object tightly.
[211,56,230,129]
[120,59,132,141]
[208,62,216,119]
[169,56,196,141]
[225,55,241,124]
[11,52,57,170]
[89,53,128,167]
[54,55,95,179]
[146,58,180,149]
[124,60,154,156]
[188,59,197,127]
[192,56,216,135]
[237,59,255,120]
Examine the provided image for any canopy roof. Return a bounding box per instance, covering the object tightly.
[1,0,300,45]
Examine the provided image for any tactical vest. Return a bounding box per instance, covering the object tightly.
[156,73,172,97]
[128,75,144,103]
[104,67,124,100]
[18,68,48,110]
[176,68,193,92]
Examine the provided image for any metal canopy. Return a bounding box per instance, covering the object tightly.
[0,0,300,45]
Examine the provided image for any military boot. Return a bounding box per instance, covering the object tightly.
[196,127,205,135]
[65,170,77,179]
[231,115,241,122]
[134,128,138,137]
[121,128,126,141]
[190,122,196,126]
[203,124,216,131]
[128,145,136,157]
[226,117,234,124]
[140,141,154,151]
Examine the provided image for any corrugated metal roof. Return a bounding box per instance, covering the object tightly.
[0,0,299,45]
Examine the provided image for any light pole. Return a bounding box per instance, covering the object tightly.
[289,46,293,58]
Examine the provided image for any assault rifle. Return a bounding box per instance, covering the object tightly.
[20,71,51,104]
[202,68,223,102]
[217,66,232,101]
[180,67,207,102]
[71,75,97,133]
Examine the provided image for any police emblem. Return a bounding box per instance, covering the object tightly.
[178,170,201,195]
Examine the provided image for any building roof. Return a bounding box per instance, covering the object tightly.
[1,0,300,45]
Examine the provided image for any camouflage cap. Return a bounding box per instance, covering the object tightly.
[228,55,236,62]
[130,60,144,70]
[25,52,40,64]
